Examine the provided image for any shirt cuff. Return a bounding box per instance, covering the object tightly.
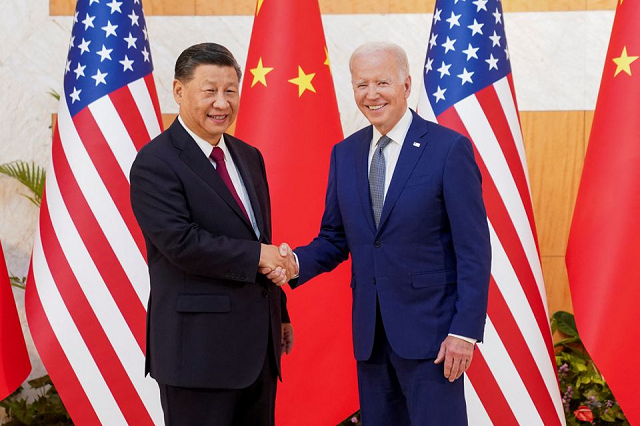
[448,333,477,345]
[292,251,300,279]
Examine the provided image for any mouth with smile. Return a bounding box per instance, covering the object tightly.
[367,104,386,111]
[207,113,228,123]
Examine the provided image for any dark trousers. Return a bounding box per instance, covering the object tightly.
[158,347,277,426]
[357,302,468,426]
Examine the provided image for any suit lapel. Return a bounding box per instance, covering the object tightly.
[226,136,265,238]
[355,126,377,234]
[377,112,431,233]
[170,120,254,230]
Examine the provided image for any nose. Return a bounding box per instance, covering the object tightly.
[212,92,228,108]
[365,84,378,99]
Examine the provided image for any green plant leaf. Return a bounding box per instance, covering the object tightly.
[552,311,580,339]
[553,337,581,348]
[9,275,27,290]
[27,375,51,389]
[48,89,61,101]
[0,161,45,207]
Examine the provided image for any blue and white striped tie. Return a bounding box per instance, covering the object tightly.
[369,135,392,228]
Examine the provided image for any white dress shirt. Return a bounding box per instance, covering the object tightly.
[367,108,413,198]
[178,116,261,239]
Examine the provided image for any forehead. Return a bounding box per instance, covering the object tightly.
[190,64,239,85]
[351,51,400,81]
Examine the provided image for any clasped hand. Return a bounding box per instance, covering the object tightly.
[258,243,298,286]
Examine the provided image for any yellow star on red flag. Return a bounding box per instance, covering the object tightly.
[288,66,316,97]
[256,0,264,15]
[250,57,274,87]
[324,46,332,74]
[612,46,638,77]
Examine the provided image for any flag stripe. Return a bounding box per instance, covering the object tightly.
[454,95,545,300]
[488,222,564,422]
[59,101,150,307]
[50,121,163,422]
[465,347,519,425]
[88,95,139,183]
[437,106,554,357]
[438,106,555,361]
[32,226,127,425]
[25,266,102,426]
[38,199,154,425]
[488,277,562,425]
[481,318,544,425]
[494,78,531,195]
[75,105,148,261]
[475,84,537,241]
[141,74,163,137]
[463,377,493,426]
[109,84,152,154]
[47,121,145,353]
[52,124,147,350]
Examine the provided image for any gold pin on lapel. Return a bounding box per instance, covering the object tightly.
[413,142,421,147]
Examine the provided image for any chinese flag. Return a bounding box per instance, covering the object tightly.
[566,1,640,424]
[0,241,31,400]
[235,0,357,424]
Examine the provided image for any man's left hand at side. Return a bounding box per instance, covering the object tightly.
[434,335,475,382]
[281,323,294,355]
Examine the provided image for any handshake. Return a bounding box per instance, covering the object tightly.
[258,242,298,286]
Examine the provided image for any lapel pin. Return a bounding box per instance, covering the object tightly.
[413,142,421,147]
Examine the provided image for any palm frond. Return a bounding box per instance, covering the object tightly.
[0,160,46,207]
[48,89,61,101]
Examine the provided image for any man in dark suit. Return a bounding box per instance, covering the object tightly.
[268,42,491,425]
[130,43,294,426]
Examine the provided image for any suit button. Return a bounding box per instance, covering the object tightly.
[374,241,381,248]
[262,290,269,298]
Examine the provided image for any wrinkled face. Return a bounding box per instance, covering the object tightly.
[351,50,411,135]
[173,64,239,145]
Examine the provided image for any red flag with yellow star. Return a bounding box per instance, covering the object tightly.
[566,1,640,423]
[234,0,357,424]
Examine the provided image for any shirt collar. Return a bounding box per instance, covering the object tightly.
[178,115,227,158]
[371,108,413,147]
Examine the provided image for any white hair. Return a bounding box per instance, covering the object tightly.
[349,42,410,78]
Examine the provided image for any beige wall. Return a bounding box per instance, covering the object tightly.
[50,0,618,15]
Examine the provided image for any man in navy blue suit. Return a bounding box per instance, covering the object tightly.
[266,42,491,425]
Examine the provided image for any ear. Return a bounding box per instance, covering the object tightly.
[404,74,412,99]
[172,79,184,105]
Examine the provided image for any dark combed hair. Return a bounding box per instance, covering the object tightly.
[174,43,242,82]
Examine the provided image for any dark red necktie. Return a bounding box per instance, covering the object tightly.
[210,146,250,222]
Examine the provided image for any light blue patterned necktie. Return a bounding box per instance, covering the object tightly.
[369,135,392,228]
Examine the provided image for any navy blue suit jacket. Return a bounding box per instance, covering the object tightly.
[293,111,491,361]
[130,119,288,389]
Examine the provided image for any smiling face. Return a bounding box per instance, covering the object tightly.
[351,49,411,135]
[173,64,239,145]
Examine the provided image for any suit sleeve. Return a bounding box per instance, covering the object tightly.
[442,136,491,342]
[130,149,262,283]
[281,291,290,323]
[292,145,350,288]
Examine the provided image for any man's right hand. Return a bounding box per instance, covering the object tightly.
[258,243,298,286]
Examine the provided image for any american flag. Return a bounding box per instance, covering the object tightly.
[24,0,164,424]
[417,0,565,424]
